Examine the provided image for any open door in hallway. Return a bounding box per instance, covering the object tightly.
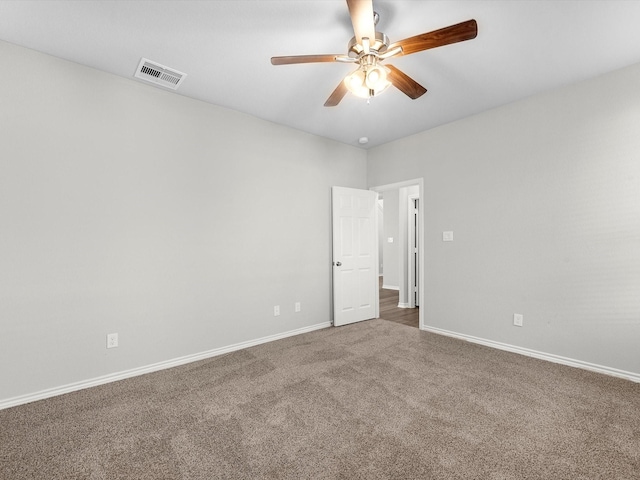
[331,186,378,326]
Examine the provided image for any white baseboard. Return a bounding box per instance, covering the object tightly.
[0,321,332,411]
[382,284,399,291]
[421,325,640,384]
[397,303,412,309]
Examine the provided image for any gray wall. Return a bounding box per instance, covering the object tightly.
[368,62,640,376]
[3,37,639,404]
[381,190,399,288]
[0,40,367,402]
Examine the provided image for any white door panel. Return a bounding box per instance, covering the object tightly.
[332,186,378,326]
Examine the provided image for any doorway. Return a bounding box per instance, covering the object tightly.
[371,179,424,330]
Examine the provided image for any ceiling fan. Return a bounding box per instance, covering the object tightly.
[271,0,477,107]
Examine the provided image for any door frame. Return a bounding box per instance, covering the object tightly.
[407,193,419,308]
[370,179,424,330]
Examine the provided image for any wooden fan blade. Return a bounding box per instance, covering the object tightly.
[271,54,341,65]
[324,81,348,107]
[387,65,427,100]
[346,0,376,46]
[389,19,477,56]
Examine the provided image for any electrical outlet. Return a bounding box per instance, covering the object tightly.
[107,333,119,348]
[295,302,301,313]
[513,314,523,327]
[274,305,280,317]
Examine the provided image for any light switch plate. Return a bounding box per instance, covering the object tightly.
[387,237,394,243]
[443,231,454,242]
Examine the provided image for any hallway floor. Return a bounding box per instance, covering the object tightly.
[378,277,419,329]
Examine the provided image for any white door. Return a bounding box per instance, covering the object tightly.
[332,186,378,326]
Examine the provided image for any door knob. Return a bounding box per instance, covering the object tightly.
[335,261,342,267]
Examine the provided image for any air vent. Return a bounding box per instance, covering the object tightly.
[134,58,186,90]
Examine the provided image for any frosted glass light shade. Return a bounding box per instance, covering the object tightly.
[344,64,391,99]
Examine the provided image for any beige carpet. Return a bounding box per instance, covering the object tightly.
[1,319,638,479]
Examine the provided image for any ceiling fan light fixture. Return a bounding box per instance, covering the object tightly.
[345,63,390,99]
[365,65,388,89]
[347,69,366,90]
[344,67,368,98]
[371,75,392,97]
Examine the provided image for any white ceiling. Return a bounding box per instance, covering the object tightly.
[2,1,640,149]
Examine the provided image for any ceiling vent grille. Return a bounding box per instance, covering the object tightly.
[134,58,186,90]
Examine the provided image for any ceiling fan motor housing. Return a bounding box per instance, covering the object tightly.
[347,31,390,58]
